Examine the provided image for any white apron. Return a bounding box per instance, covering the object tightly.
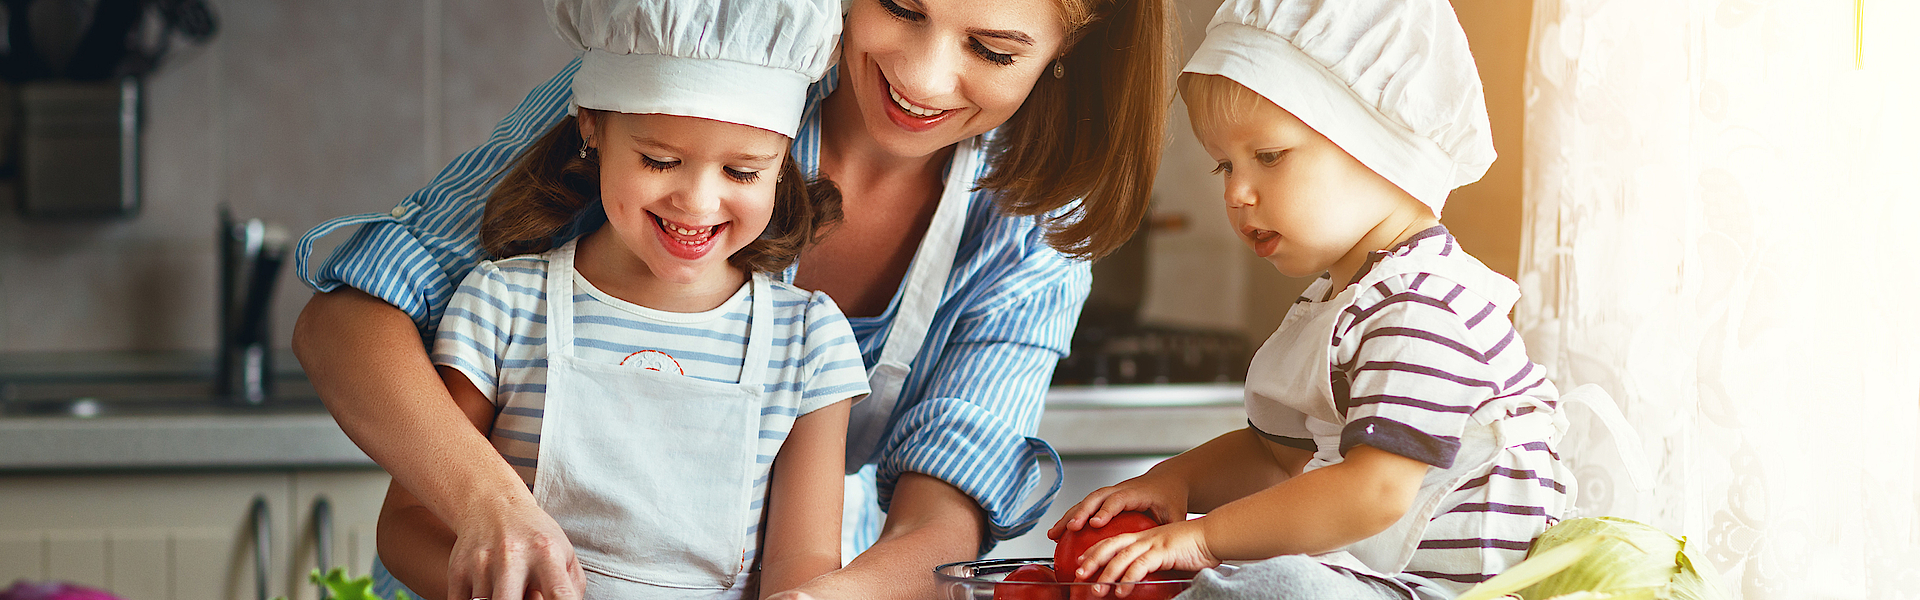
[838,136,1061,551]
[1242,252,1567,579]
[533,241,774,599]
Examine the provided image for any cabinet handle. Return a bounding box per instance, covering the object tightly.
[312,496,334,599]
[250,495,271,600]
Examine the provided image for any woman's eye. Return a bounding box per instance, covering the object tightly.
[1210,161,1232,176]
[877,0,923,22]
[641,155,679,171]
[1256,150,1286,166]
[724,168,761,184]
[968,38,1015,66]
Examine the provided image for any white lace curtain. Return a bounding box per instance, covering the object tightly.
[1517,0,1920,598]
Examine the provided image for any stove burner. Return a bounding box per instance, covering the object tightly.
[1052,326,1251,386]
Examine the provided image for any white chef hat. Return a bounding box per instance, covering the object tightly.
[546,0,840,138]
[1182,0,1494,216]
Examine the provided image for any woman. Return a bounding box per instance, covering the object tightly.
[291,0,1171,598]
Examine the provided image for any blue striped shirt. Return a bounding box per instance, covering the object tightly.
[432,245,870,568]
[295,56,1090,550]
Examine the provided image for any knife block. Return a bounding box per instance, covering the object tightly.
[16,77,141,218]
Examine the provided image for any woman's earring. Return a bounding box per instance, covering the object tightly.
[1052,61,1065,79]
[578,137,591,159]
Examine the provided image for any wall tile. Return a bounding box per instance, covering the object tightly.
[438,0,577,166]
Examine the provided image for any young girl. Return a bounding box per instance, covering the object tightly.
[375,1,869,599]
[1048,1,1574,599]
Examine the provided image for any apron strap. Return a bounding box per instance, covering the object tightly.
[737,272,774,388]
[546,240,579,354]
[844,136,984,473]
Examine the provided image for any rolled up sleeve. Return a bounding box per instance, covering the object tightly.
[873,243,1091,549]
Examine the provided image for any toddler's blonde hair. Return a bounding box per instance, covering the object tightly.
[1178,73,1272,136]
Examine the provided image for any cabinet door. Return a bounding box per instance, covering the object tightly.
[0,473,291,600]
[284,470,389,600]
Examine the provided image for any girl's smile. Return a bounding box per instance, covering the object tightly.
[576,111,788,310]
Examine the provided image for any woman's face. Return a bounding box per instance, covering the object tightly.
[580,111,789,286]
[840,0,1069,158]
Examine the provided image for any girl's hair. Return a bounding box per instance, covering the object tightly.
[480,112,843,273]
[978,0,1174,260]
[1177,72,1269,136]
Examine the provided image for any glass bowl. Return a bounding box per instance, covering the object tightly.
[933,558,1193,600]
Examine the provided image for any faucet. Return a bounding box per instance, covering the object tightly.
[217,206,289,405]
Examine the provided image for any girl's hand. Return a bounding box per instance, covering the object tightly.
[1076,520,1219,598]
[446,500,586,600]
[1047,472,1188,541]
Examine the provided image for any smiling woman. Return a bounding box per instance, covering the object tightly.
[834,0,1170,259]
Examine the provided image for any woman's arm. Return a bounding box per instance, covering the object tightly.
[375,366,501,599]
[771,472,987,600]
[293,289,584,600]
[759,399,854,598]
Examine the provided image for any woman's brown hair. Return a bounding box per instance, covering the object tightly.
[480,112,842,273]
[978,0,1174,260]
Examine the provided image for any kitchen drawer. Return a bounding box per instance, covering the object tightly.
[0,469,388,600]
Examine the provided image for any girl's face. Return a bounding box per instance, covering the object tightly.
[840,0,1068,158]
[1193,98,1426,279]
[580,111,789,286]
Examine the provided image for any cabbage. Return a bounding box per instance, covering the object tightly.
[270,569,410,600]
[1455,517,1728,600]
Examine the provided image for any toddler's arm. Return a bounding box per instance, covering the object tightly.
[1049,427,1305,539]
[759,398,854,598]
[1075,444,1428,593]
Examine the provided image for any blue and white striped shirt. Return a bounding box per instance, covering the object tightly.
[295,56,1090,550]
[432,244,870,568]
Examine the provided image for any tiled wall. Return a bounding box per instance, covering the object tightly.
[0,0,574,352]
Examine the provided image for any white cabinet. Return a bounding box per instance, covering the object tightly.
[0,469,389,600]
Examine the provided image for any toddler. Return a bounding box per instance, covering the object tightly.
[1049,1,1572,599]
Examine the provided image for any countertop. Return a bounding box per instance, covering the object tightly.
[0,351,1247,472]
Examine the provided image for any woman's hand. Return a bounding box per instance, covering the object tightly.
[1047,471,1190,541]
[445,498,586,600]
[1076,520,1219,598]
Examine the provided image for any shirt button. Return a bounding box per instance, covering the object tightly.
[390,204,410,218]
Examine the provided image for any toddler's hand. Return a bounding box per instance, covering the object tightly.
[1048,472,1187,541]
[1076,520,1218,598]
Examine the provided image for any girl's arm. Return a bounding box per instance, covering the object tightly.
[758,398,855,599]
[376,366,501,600]
[295,289,584,600]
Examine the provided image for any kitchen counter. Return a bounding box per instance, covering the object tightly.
[2,351,1246,471]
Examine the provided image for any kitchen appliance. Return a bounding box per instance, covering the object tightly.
[934,558,1192,599]
[1057,208,1253,385]
[3,0,217,218]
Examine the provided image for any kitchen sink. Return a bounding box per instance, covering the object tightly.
[0,375,323,418]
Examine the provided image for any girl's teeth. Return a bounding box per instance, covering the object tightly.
[889,86,943,118]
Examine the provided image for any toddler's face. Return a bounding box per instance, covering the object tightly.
[582,112,787,285]
[1191,97,1421,279]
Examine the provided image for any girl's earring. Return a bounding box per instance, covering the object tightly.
[1052,61,1065,79]
[579,136,592,159]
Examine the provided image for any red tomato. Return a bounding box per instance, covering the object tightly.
[1069,571,1193,600]
[1053,511,1162,583]
[994,564,1067,600]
